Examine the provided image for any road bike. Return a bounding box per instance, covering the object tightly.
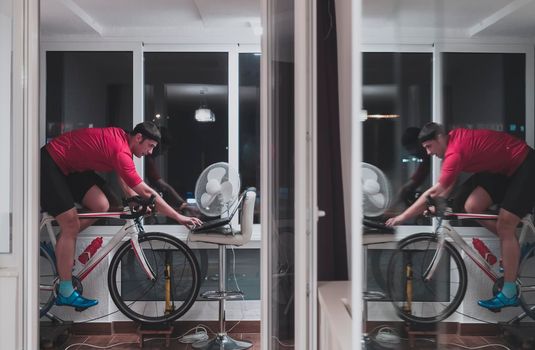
[39,196,201,324]
[386,197,535,324]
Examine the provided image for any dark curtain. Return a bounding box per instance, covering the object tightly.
[317,0,348,280]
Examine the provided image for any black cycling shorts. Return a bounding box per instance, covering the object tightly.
[451,149,535,218]
[501,149,535,218]
[41,147,105,217]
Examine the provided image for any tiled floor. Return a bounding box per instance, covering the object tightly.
[41,325,527,350]
[44,333,261,350]
[365,334,514,350]
[42,332,520,350]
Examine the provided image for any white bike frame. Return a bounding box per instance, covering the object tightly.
[40,211,156,284]
[424,213,535,285]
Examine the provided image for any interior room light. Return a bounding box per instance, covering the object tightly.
[366,114,400,119]
[195,88,216,123]
[195,108,215,123]
[360,110,368,121]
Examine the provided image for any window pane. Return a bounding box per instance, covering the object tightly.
[45,51,134,217]
[442,52,526,226]
[239,53,261,223]
[144,52,228,223]
[442,53,525,138]
[46,52,133,140]
[362,53,432,225]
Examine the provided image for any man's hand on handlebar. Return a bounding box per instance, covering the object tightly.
[125,195,156,216]
[385,213,407,227]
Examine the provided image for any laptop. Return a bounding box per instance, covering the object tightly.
[191,194,243,233]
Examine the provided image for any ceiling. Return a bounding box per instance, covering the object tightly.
[362,0,535,43]
[40,0,535,44]
[40,0,262,44]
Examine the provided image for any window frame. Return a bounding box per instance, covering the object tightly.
[39,42,261,242]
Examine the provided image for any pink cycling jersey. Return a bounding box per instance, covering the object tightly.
[439,129,528,188]
[46,127,142,188]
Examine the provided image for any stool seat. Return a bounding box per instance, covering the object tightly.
[363,291,386,301]
[189,229,248,246]
[201,290,244,300]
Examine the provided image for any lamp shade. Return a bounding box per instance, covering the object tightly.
[195,108,215,123]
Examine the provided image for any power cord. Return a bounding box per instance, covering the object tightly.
[366,324,511,350]
[62,324,217,349]
[272,335,295,348]
[178,325,209,344]
[374,326,401,344]
[445,344,511,350]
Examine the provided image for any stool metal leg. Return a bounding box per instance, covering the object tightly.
[192,245,252,350]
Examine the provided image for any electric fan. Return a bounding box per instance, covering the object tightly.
[362,162,392,217]
[194,162,241,217]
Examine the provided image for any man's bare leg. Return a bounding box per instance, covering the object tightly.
[478,208,521,310]
[497,209,521,283]
[79,185,110,232]
[464,186,497,235]
[55,208,80,281]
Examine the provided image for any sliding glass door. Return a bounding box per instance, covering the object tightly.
[262,0,318,349]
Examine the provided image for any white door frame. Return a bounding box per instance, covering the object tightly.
[294,0,318,348]
[351,0,363,348]
[260,0,318,348]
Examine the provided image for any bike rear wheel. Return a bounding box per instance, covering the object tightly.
[387,233,467,324]
[39,242,58,318]
[108,232,200,324]
[518,242,535,319]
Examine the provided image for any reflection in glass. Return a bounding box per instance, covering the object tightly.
[267,0,295,348]
[362,53,432,224]
[144,52,229,222]
[239,53,261,223]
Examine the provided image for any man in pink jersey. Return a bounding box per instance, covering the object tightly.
[41,121,203,309]
[386,122,535,310]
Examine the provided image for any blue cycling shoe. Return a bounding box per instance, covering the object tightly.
[56,290,98,310]
[478,291,519,311]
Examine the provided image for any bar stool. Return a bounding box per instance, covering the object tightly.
[189,189,256,350]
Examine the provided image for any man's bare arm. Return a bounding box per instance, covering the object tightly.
[118,177,138,197]
[386,181,453,226]
[132,181,202,227]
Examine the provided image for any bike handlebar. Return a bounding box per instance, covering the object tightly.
[425,195,450,218]
[120,195,157,219]
[363,218,394,233]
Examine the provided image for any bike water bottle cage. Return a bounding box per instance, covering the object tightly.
[121,194,157,219]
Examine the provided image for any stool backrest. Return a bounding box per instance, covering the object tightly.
[239,189,256,243]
